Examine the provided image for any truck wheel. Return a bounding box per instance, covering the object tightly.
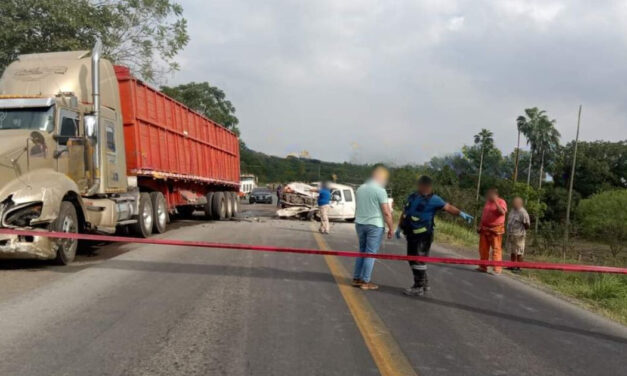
[231,192,239,216]
[131,193,153,238]
[150,192,167,234]
[224,191,233,219]
[52,201,79,265]
[204,192,214,219]
[212,192,226,220]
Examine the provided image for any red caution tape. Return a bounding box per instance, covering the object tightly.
[0,228,625,274]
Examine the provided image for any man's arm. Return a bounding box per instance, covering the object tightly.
[443,203,460,216]
[381,203,394,239]
[523,209,531,229]
[492,197,507,215]
[444,203,474,223]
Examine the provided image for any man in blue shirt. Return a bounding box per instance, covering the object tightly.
[396,175,473,296]
[317,182,332,234]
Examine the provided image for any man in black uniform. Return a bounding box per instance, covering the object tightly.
[396,176,473,296]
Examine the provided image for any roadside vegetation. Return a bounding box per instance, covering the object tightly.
[432,219,627,325]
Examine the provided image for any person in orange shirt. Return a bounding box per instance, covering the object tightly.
[477,188,507,274]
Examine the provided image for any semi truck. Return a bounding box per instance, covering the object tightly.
[0,41,240,264]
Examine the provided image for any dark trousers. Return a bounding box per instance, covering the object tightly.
[407,232,434,288]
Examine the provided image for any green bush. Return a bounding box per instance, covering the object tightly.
[576,190,627,258]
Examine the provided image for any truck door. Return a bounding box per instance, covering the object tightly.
[102,118,125,191]
[342,188,355,218]
[327,189,344,218]
[56,109,88,191]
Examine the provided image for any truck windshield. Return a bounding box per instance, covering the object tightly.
[0,107,54,132]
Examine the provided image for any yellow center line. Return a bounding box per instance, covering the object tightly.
[312,229,418,376]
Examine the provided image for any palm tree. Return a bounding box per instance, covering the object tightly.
[515,107,545,185]
[532,116,560,191]
[529,116,561,231]
[514,116,528,182]
[473,128,494,202]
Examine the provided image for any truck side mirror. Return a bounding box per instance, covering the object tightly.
[85,115,97,138]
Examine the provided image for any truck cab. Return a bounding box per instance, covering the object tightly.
[0,46,135,263]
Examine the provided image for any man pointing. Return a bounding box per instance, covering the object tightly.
[397,175,473,296]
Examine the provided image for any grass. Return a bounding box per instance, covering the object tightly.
[434,219,478,248]
[432,218,627,325]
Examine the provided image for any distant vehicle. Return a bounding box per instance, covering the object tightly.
[249,188,273,204]
[240,174,258,198]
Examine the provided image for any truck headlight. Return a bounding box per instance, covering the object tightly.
[3,202,43,227]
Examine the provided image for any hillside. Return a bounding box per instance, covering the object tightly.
[240,144,373,185]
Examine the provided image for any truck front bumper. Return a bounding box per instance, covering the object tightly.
[0,232,56,260]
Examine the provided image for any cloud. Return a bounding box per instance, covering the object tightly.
[172,0,627,164]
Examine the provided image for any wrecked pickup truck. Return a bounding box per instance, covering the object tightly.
[277,182,356,221]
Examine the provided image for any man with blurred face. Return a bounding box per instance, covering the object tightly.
[506,196,530,273]
[397,175,473,296]
[352,166,393,291]
[477,188,508,275]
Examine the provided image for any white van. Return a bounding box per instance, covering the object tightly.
[326,183,356,221]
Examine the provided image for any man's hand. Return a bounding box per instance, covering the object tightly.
[459,211,473,223]
[395,227,402,239]
[387,229,393,239]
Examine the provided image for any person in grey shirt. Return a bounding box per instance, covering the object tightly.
[506,196,530,273]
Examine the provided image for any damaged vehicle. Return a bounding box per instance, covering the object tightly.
[0,41,240,264]
[277,182,356,221]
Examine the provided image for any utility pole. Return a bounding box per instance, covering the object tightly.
[475,145,484,202]
[563,105,582,261]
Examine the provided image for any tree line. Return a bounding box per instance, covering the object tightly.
[0,3,623,257]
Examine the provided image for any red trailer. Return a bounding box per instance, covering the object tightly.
[115,66,240,221]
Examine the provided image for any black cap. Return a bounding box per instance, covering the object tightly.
[417,175,433,185]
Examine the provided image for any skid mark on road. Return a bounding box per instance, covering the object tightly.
[313,230,418,376]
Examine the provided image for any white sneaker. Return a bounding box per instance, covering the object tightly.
[403,287,425,296]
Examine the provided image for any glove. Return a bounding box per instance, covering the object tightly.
[459,211,474,223]
[395,227,402,239]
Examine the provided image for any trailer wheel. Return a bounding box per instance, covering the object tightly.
[151,192,167,234]
[224,191,233,219]
[231,192,239,217]
[212,192,226,220]
[131,193,153,238]
[52,201,79,265]
[204,192,214,219]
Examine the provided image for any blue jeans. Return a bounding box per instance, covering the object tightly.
[353,223,385,283]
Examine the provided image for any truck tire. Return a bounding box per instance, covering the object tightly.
[224,191,233,219]
[131,193,153,238]
[204,192,214,219]
[52,201,79,265]
[231,192,239,217]
[212,192,226,220]
[150,191,167,234]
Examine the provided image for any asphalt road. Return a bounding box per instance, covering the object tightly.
[0,202,625,376]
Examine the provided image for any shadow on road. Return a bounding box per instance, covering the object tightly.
[95,258,627,345]
[96,259,335,284]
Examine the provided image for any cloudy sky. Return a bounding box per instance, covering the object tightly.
[170,0,627,164]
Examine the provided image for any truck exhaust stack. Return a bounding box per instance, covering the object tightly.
[87,38,102,196]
